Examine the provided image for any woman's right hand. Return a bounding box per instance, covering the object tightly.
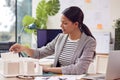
[9,43,25,53]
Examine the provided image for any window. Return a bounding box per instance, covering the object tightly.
[0,0,32,47]
[0,0,16,42]
[17,0,32,46]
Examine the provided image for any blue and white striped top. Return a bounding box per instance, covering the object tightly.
[59,37,79,66]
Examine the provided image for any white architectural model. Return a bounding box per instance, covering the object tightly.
[0,52,43,77]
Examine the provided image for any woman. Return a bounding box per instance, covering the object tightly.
[9,6,96,75]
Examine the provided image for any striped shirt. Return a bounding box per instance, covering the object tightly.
[59,38,79,66]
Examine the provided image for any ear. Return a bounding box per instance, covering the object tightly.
[74,22,79,28]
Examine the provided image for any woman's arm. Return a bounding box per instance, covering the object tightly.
[43,67,62,74]
[9,43,34,57]
[31,33,62,59]
[21,46,34,57]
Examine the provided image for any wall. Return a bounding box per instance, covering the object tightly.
[32,0,120,38]
[110,0,120,38]
[110,0,120,21]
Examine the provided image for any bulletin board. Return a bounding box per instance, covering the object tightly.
[59,0,111,30]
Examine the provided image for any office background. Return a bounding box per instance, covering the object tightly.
[33,0,120,39]
[0,0,120,50]
[0,0,120,74]
[32,0,120,74]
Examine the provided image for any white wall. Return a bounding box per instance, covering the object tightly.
[32,0,38,18]
[32,0,120,38]
[110,0,120,20]
[110,0,120,38]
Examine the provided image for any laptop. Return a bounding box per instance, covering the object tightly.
[94,50,120,80]
[105,50,120,80]
[82,50,120,80]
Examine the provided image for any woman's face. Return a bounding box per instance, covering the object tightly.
[60,15,78,34]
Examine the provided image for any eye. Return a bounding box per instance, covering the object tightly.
[63,22,67,25]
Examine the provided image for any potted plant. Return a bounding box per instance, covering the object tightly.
[22,0,60,35]
[114,18,120,50]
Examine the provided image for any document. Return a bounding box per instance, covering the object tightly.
[34,74,85,80]
[92,32,110,53]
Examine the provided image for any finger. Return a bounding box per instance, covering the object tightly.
[9,46,14,51]
[9,48,14,52]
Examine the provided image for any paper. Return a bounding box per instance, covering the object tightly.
[34,75,85,80]
[92,32,110,53]
[97,24,103,29]
[85,0,91,3]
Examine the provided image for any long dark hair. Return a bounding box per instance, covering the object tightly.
[62,6,95,39]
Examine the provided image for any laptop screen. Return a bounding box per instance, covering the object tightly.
[105,50,120,80]
[82,51,120,80]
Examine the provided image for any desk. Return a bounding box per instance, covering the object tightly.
[0,74,85,80]
[0,65,102,80]
[0,57,106,80]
